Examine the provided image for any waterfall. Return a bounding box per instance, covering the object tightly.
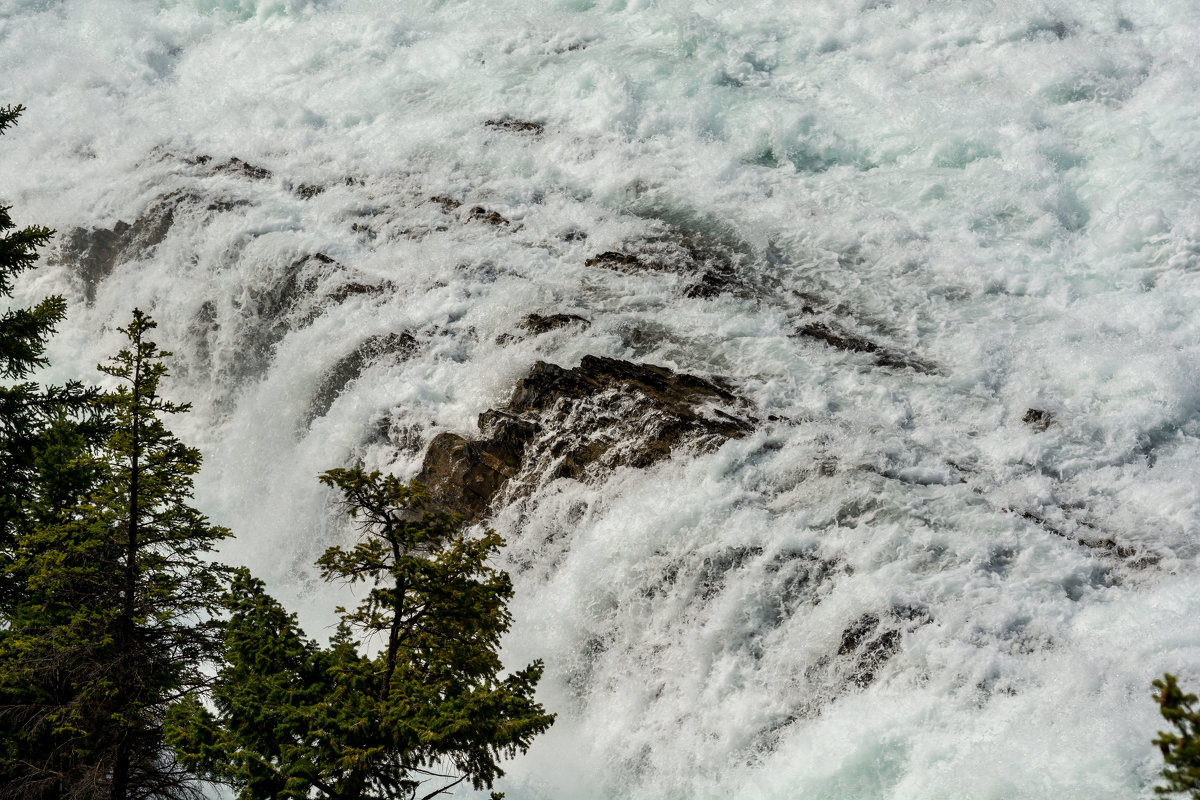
[4,0,1199,796]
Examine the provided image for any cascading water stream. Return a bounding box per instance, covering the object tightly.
[3,0,1200,797]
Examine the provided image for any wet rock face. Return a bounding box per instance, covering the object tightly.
[57,191,196,301]
[584,230,745,299]
[417,355,755,520]
[794,321,938,374]
[835,606,930,689]
[495,313,590,345]
[306,332,418,426]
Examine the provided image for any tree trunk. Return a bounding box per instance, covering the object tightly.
[113,330,141,800]
[111,740,129,800]
[381,532,404,702]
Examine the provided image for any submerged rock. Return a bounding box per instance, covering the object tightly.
[306,332,418,426]
[416,356,755,520]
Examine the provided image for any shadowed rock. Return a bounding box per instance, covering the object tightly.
[1022,408,1054,431]
[794,321,939,374]
[416,356,755,520]
[306,332,418,425]
[57,191,199,301]
[485,118,545,135]
[467,206,511,226]
[584,230,744,298]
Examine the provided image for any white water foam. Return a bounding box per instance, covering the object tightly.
[4,0,1200,796]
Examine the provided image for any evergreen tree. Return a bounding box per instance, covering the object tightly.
[1154,673,1200,798]
[0,310,231,800]
[0,102,104,602]
[168,470,554,800]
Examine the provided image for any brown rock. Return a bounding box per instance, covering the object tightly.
[467,206,510,226]
[414,356,754,521]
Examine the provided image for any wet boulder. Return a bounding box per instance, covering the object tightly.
[416,355,755,520]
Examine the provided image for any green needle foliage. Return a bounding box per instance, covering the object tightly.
[169,469,554,800]
[0,310,232,800]
[0,103,106,602]
[1154,673,1200,798]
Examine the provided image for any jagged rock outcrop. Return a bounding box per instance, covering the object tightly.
[584,229,745,299]
[57,191,198,300]
[496,313,590,344]
[416,356,755,521]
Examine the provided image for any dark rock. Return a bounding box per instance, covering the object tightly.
[430,195,462,212]
[584,231,744,298]
[57,191,198,301]
[1022,408,1054,431]
[496,313,590,344]
[837,605,931,689]
[415,355,755,520]
[467,206,510,226]
[520,313,590,335]
[485,118,545,135]
[683,264,738,299]
[306,332,417,425]
[327,281,388,304]
[350,222,376,240]
[214,157,272,180]
[206,198,250,212]
[296,183,325,199]
[794,321,938,374]
[1013,507,1160,568]
[561,229,587,242]
[585,250,642,270]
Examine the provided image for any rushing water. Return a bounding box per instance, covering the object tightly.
[4,0,1200,797]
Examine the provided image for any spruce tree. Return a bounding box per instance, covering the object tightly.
[0,310,231,800]
[168,470,554,800]
[1154,673,1200,797]
[0,102,104,601]
[0,103,111,799]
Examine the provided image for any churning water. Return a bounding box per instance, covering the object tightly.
[4,0,1200,797]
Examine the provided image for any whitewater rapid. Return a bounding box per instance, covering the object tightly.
[4,0,1200,797]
